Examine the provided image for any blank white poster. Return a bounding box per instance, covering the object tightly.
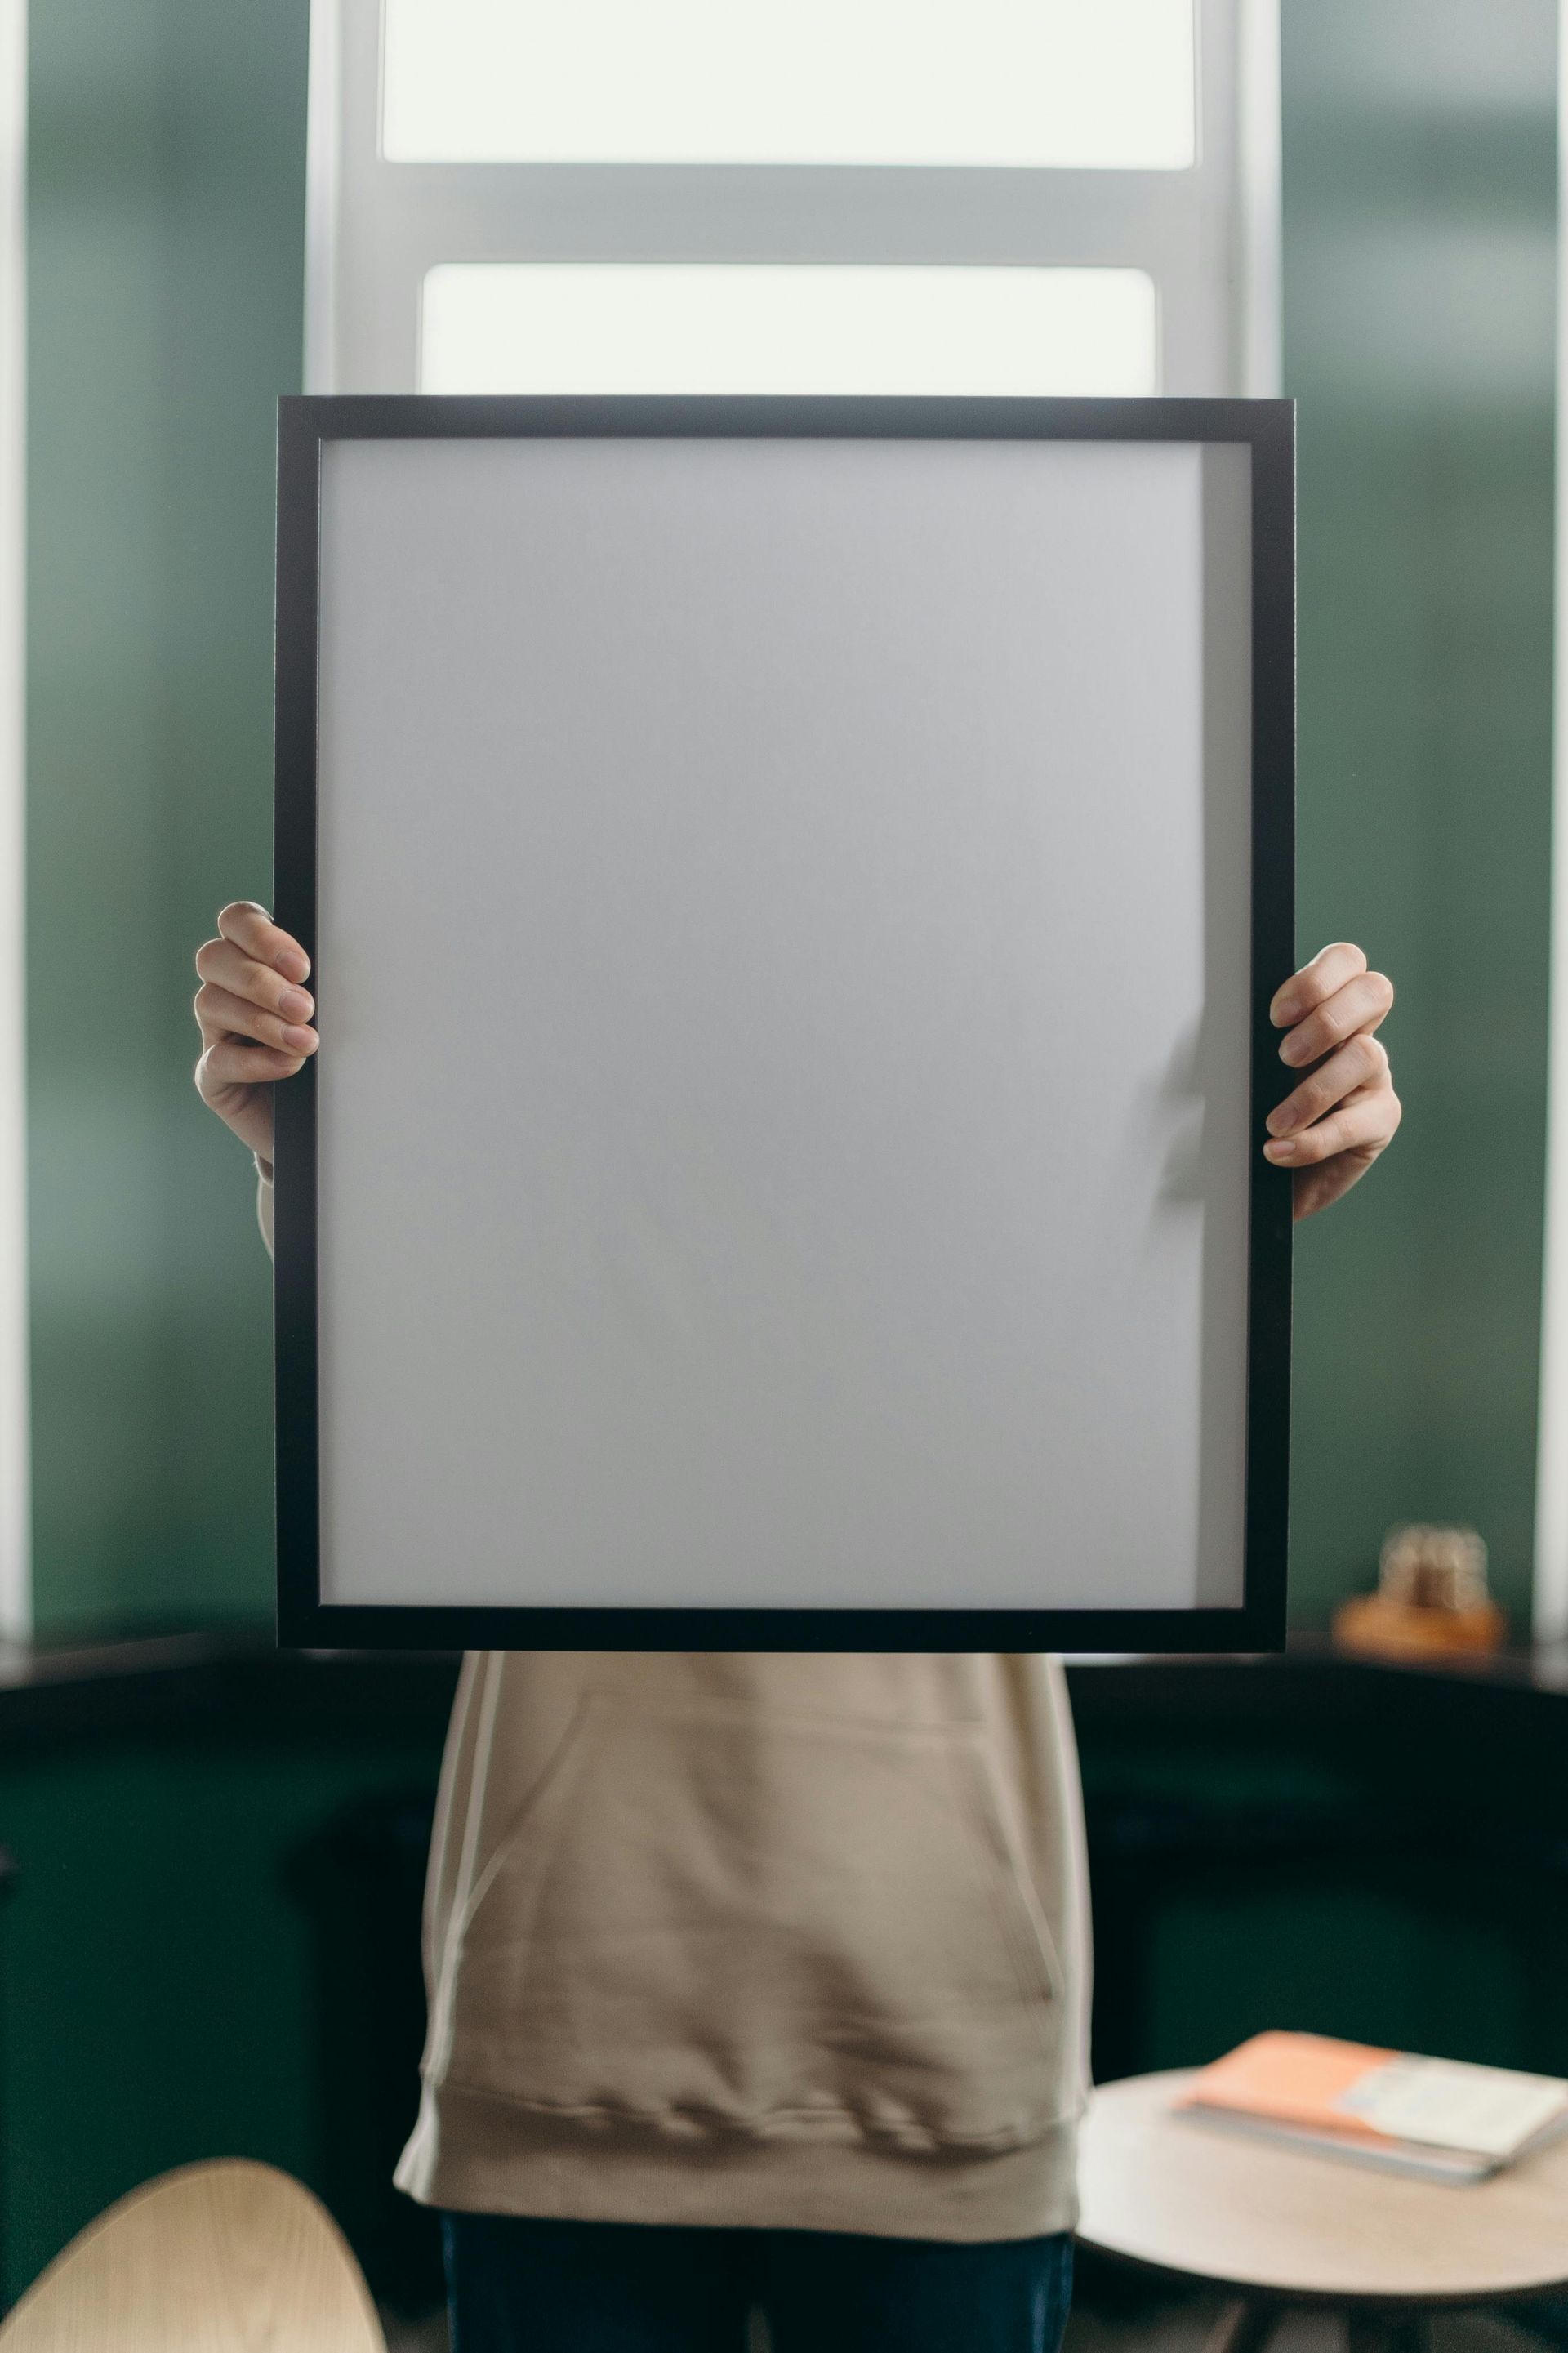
[313,432,1252,1611]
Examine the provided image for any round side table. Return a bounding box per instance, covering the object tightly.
[1076,2069,1568,2353]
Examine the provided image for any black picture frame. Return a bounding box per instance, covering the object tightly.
[274,393,1294,1653]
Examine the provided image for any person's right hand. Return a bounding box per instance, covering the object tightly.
[193,902,317,1167]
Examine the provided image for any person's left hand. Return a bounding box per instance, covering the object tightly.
[1264,943,1400,1220]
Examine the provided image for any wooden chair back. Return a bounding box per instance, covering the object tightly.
[0,2159,387,2351]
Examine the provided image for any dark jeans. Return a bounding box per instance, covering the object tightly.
[443,2211,1074,2353]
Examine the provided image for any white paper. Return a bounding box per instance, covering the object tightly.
[1341,2057,1568,2159]
[313,432,1254,1613]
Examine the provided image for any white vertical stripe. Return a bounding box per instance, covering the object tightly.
[1237,0,1282,397]
[305,0,342,394]
[0,0,29,1638]
[1533,2,1568,1641]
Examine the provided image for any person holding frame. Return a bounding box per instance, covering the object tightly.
[195,907,1397,2353]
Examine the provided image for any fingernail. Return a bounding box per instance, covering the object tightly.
[1271,996,1296,1027]
[275,949,310,980]
[278,987,314,1020]
[1265,1138,1298,1161]
[1266,1106,1292,1137]
[1279,1036,1307,1066]
[283,1025,318,1054]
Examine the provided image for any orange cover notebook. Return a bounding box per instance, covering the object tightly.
[1177,2032,1568,2181]
[1180,2032,1396,2141]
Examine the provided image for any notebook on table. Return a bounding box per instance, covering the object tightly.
[1176,2031,1568,2184]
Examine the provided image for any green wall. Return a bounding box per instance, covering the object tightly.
[0,1714,448,2305]
[1283,0,1558,1628]
[22,0,1563,1633]
[26,0,310,1637]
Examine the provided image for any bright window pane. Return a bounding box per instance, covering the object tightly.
[421,265,1160,397]
[384,0,1195,169]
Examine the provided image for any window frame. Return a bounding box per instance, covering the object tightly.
[305,0,1281,401]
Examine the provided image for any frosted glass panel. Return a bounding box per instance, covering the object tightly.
[421,265,1160,397]
[383,0,1196,168]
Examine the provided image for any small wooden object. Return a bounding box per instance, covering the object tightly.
[0,2160,386,2352]
[1334,1524,1505,1660]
